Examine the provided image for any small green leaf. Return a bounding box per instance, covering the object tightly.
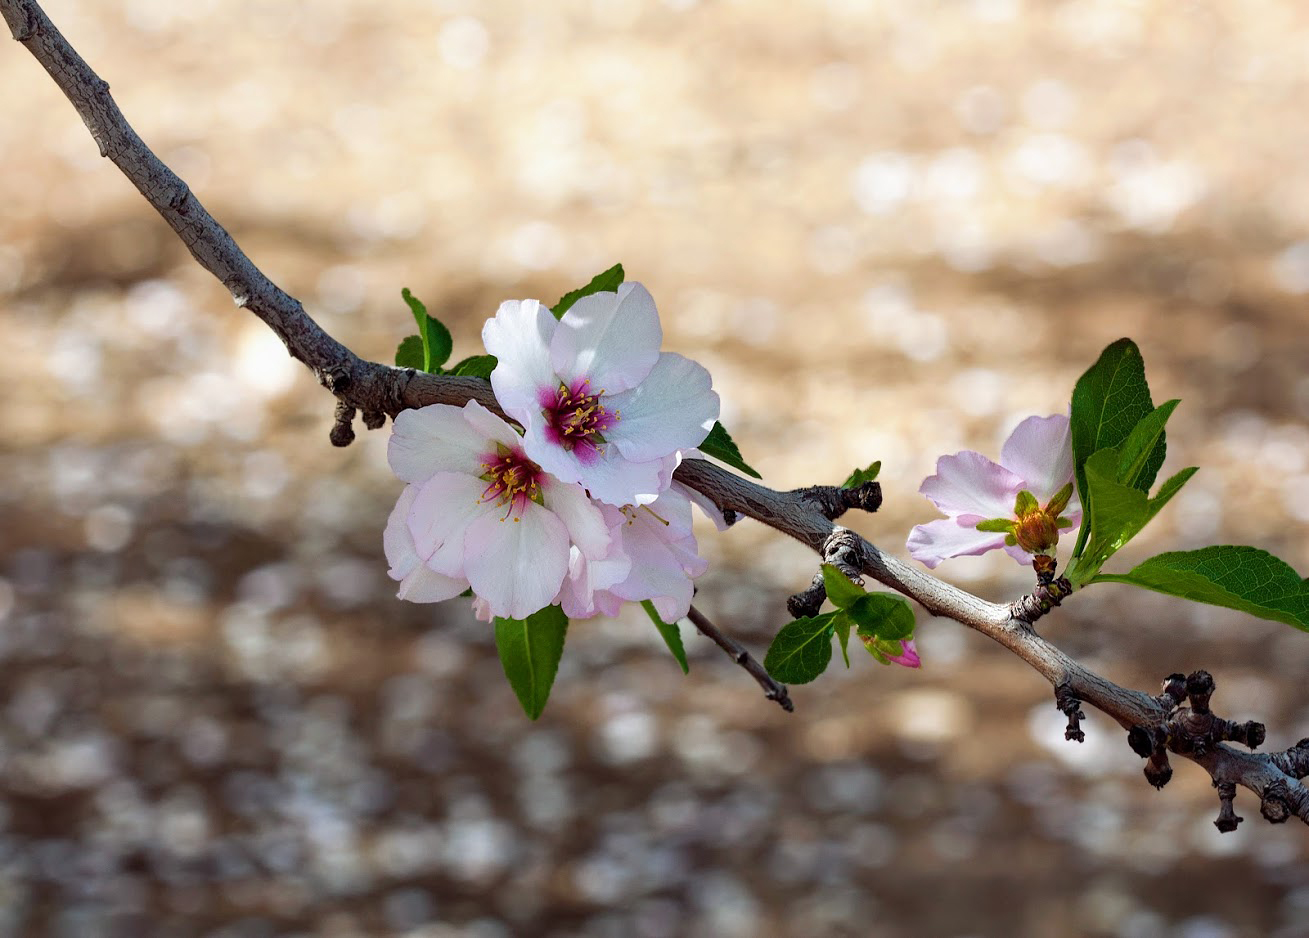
[1070,339,1163,557]
[395,335,425,370]
[840,461,881,489]
[1063,450,1197,586]
[550,263,625,320]
[821,563,865,609]
[763,614,835,684]
[641,601,689,674]
[401,287,454,372]
[449,355,498,379]
[1114,399,1180,492]
[833,616,851,668]
[1094,546,1309,631]
[493,605,569,720]
[849,593,916,642]
[699,421,763,479]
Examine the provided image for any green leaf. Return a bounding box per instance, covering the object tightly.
[840,461,881,489]
[848,593,916,642]
[833,616,851,668]
[821,563,865,609]
[763,614,835,684]
[401,288,454,373]
[1063,449,1197,586]
[1070,339,1163,556]
[641,601,689,674]
[1094,546,1309,631]
[699,421,763,479]
[550,263,625,320]
[448,354,498,379]
[493,605,569,720]
[395,335,425,370]
[1114,400,1180,491]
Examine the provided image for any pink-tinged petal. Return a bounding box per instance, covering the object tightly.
[541,478,612,560]
[460,399,526,450]
[651,589,693,625]
[389,404,488,484]
[524,436,672,507]
[919,450,1025,520]
[384,485,423,580]
[470,597,493,623]
[1003,543,1035,566]
[605,353,719,462]
[464,502,570,619]
[557,544,632,620]
[398,564,469,603]
[999,414,1074,502]
[550,282,662,393]
[408,473,492,576]
[483,299,558,424]
[611,508,701,615]
[886,638,921,669]
[906,518,1009,569]
[385,487,468,602]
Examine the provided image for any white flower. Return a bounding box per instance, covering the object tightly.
[387,400,610,619]
[482,283,719,507]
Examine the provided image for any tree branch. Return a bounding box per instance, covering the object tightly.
[7,0,1306,831]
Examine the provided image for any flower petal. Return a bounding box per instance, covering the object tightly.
[408,472,493,576]
[398,564,469,603]
[460,399,527,450]
[523,437,674,507]
[464,501,570,620]
[885,638,921,669]
[541,478,612,560]
[919,450,1025,520]
[906,518,1009,569]
[389,403,488,484]
[604,353,719,463]
[483,298,558,426]
[999,414,1074,502]
[550,282,662,393]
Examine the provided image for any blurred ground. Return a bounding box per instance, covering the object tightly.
[4,1,1309,936]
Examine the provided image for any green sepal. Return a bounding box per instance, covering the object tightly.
[493,605,569,720]
[976,518,1016,534]
[448,354,498,379]
[641,600,689,674]
[840,461,881,489]
[401,288,454,373]
[1093,546,1309,631]
[1014,490,1039,517]
[551,263,625,320]
[763,613,836,684]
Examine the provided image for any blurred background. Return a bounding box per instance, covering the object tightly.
[3,0,1309,935]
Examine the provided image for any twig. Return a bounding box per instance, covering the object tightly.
[7,0,1308,827]
[687,605,793,712]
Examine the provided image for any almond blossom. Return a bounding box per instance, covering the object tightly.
[482,283,719,507]
[907,414,1081,569]
[387,399,610,620]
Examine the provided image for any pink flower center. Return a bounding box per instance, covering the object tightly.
[479,447,544,519]
[540,379,618,464]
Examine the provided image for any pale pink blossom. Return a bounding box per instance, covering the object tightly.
[388,400,610,620]
[907,414,1081,569]
[557,482,709,623]
[482,283,719,507]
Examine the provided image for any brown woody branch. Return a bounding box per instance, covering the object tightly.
[6,0,1306,832]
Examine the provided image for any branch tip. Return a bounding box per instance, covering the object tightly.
[1054,683,1086,743]
[329,401,356,448]
[686,605,793,713]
